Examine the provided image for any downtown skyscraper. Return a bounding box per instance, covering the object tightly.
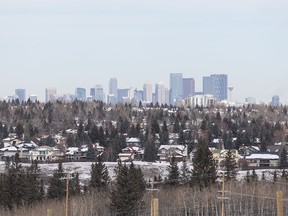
[182,78,195,98]
[170,73,183,105]
[15,88,26,102]
[203,74,228,102]
[143,81,153,103]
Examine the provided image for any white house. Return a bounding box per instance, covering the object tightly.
[30,145,61,161]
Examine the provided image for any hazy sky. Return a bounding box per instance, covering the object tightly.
[1,0,288,103]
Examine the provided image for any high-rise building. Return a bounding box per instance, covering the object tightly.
[143,81,153,103]
[155,82,166,105]
[170,73,183,105]
[182,78,195,98]
[203,76,213,95]
[15,88,26,102]
[108,78,118,104]
[272,95,280,106]
[118,88,129,103]
[45,88,57,103]
[203,74,228,102]
[109,78,118,95]
[75,88,86,101]
[90,88,96,100]
[95,85,104,102]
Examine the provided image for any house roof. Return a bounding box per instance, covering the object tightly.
[159,145,186,151]
[126,137,140,143]
[0,146,28,152]
[244,153,279,160]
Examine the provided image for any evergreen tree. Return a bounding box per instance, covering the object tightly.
[47,162,66,200]
[159,121,169,145]
[69,172,81,196]
[23,160,44,206]
[166,155,180,185]
[279,147,288,169]
[251,169,258,182]
[180,160,190,184]
[143,138,157,162]
[110,162,145,215]
[190,140,217,189]
[273,170,278,182]
[89,158,110,191]
[245,170,251,183]
[15,122,24,139]
[261,171,266,181]
[221,150,238,180]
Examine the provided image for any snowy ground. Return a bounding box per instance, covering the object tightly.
[0,161,282,185]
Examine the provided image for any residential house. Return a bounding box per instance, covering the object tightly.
[126,137,141,147]
[157,145,188,162]
[118,146,144,162]
[65,146,88,160]
[243,153,279,168]
[0,145,29,160]
[30,145,61,161]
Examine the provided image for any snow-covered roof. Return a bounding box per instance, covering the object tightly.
[126,137,140,143]
[0,146,28,152]
[159,145,186,151]
[245,153,279,160]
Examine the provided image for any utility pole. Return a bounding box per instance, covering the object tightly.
[217,171,229,216]
[146,178,159,216]
[222,172,225,216]
[66,173,69,216]
[60,173,74,216]
[277,191,283,216]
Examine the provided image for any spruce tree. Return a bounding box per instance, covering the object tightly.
[89,158,110,191]
[166,155,180,185]
[24,160,44,206]
[221,149,238,180]
[180,160,190,184]
[110,162,145,215]
[190,140,217,189]
[143,138,157,162]
[47,162,66,200]
[279,147,288,169]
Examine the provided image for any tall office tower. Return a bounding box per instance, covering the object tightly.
[95,85,104,102]
[45,87,57,103]
[90,88,96,100]
[109,78,118,95]
[143,81,153,103]
[75,88,86,101]
[164,88,170,105]
[155,82,166,105]
[272,95,280,106]
[203,74,228,102]
[203,76,213,95]
[182,78,195,98]
[118,88,129,103]
[170,73,183,105]
[109,78,118,103]
[134,89,143,104]
[15,88,26,102]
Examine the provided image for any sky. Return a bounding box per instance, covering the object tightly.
[0,0,288,103]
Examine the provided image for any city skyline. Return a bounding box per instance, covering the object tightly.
[1,0,288,103]
[0,73,285,105]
